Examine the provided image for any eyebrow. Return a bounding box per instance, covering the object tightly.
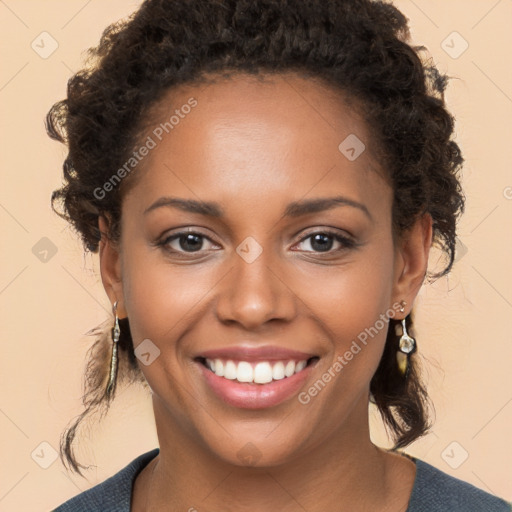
[143,195,372,221]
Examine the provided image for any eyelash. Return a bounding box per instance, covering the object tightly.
[156,228,357,256]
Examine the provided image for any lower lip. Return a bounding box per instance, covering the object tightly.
[197,360,315,409]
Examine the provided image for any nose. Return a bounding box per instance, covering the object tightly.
[215,246,297,331]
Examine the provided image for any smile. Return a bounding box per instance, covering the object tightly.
[195,356,320,409]
[201,357,317,384]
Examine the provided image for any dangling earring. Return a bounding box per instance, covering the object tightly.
[396,300,416,378]
[106,300,121,399]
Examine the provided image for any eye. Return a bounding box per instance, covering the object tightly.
[156,228,356,256]
[293,229,356,253]
[157,231,218,254]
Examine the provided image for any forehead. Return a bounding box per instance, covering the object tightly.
[123,72,391,220]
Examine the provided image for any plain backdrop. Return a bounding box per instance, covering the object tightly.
[0,1,511,510]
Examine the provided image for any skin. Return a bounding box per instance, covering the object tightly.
[98,72,432,511]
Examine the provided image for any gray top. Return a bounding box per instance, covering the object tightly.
[51,448,511,511]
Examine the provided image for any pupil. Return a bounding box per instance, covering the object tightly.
[311,233,332,252]
[181,234,202,252]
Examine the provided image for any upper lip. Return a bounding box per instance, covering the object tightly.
[196,345,317,362]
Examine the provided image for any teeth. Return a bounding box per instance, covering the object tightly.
[204,358,310,384]
[214,358,224,377]
[237,361,253,382]
[272,361,285,381]
[254,362,273,384]
[224,360,237,380]
[284,361,295,377]
[295,360,307,372]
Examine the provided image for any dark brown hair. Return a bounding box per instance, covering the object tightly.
[47,0,465,475]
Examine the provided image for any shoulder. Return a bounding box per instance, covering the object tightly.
[408,458,511,512]
[50,448,160,512]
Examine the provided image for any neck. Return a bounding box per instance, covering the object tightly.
[137,396,415,512]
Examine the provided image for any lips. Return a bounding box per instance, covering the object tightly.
[194,345,319,409]
[197,345,317,362]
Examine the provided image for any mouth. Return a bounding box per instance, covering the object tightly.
[194,355,320,409]
[196,356,320,385]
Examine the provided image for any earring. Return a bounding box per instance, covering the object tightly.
[105,301,121,399]
[396,300,416,378]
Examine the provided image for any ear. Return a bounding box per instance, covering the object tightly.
[391,212,433,315]
[98,215,127,318]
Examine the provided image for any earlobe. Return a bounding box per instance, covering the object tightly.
[98,215,126,316]
[392,213,433,312]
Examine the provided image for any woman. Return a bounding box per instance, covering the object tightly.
[48,0,511,510]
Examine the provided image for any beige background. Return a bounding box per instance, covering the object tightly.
[1,1,511,510]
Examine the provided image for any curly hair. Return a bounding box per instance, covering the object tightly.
[46,0,465,475]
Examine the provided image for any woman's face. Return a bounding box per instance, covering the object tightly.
[100,72,431,466]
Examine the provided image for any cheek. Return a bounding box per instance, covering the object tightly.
[119,246,213,416]
[120,241,225,373]
[123,260,211,342]
[304,245,395,391]
[303,247,394,338]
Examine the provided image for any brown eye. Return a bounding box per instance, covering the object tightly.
[158,231,218,253]
[294,230,356,253]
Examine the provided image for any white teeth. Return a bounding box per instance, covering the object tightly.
[237,361,253,382]
[272,361,285,380]
[254,362,273,384]
[214,358,224,377]
[284,361,295,377]
[224,360,237,380]
[204,358,311,384]
[295,360,307,373]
